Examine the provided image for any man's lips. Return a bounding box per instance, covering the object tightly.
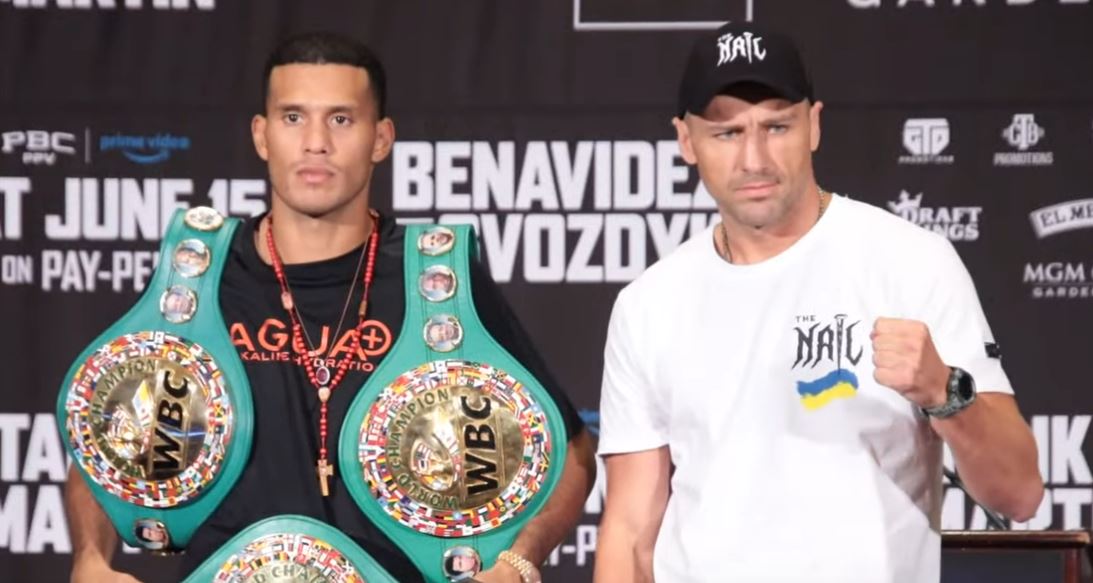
[735,181,778,195]
[296,165,335,184]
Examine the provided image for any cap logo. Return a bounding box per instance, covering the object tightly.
[716,32,766,66]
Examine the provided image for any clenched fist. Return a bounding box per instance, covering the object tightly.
[870,317,950,409]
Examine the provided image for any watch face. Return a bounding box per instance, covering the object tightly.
[954,368,976,400]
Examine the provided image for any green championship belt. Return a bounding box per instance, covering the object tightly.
[56,207,254,552]
[182,515,398,583]
[338,225,568,582]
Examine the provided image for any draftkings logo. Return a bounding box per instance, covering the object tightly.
[1023,262,1093,300]
[898,118,953,165]
[791,314,865,410]
[1030,198,1093,239]
[888,190,981,242]
[1,130,81,166]
[0,0,214,10]
[994,114,1053,167]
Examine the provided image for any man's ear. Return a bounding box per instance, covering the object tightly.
[674,116,698,165]
[809,101,823,153]
[371,117,396,163]
[252,114,269,161]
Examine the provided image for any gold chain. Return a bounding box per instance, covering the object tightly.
[718,188,830,264]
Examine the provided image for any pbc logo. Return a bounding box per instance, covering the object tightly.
[717,32,766,65]
[1,130,77,166]
[899,118,953,165]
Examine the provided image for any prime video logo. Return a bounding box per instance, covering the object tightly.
[99,132,191,164]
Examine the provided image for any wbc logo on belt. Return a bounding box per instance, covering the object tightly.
[359,359,551,536]
[65,331,234,507]
[92,356,202,479]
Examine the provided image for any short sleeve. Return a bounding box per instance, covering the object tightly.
[597,285,669,455]
[920,239,1012,395]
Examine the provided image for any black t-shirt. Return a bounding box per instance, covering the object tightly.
[179,214,583,580]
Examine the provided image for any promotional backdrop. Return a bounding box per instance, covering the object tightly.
[2,1,1092,581]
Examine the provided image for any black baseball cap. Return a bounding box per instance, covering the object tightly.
[677,22,813,118]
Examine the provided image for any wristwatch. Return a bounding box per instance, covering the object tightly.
[921,366,977,419]
[498,550,541,583]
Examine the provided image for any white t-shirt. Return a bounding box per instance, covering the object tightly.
[598,194,1012,583]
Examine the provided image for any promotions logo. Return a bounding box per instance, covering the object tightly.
[887,190,981,242]
[1,130,80,166]
[1004,114,1045,150]
[1,0,214,10]
[1023,262,1093,299]
[899,118,953,165]
[792,314,864,410]
[100,132,191,165]
[994,114,1053,167]
[1030,198,1093,239]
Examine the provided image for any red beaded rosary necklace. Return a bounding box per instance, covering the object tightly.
[264,210,380,496]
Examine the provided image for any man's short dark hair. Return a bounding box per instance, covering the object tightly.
[262,32,387,119]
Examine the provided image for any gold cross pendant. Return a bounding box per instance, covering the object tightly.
[317,459,335,497]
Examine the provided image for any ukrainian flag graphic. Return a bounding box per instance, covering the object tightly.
[797,368,859,410]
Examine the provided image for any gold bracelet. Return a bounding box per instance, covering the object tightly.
[498,550,539,583]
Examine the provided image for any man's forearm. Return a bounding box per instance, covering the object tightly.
[933,393,1044,521]
[66,465,118,567]
[593,523,653,583]
[508,429,597,565]
[593,447,670,583]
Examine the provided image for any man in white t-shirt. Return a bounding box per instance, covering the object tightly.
[593,22,1043,583]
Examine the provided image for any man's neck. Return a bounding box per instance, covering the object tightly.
[256,196,374,265]
[717,186,826,265]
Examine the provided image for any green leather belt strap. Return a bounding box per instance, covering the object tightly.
[56,207,254,552]
[339,224,568,582]
[182,514,398,583]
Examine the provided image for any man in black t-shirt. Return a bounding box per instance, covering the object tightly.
[66,32,596,583]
